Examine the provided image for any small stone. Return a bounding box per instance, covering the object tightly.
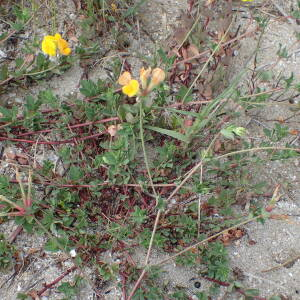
[0,49,6,59]
[15,97,23,104]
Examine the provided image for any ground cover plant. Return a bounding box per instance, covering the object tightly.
[0,0,300,299]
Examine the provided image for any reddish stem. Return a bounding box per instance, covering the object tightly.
[16,117,119,137]
[9,225,23,243]
[9,179,177,189]
[37,266,77,296]
[0,132,106,145]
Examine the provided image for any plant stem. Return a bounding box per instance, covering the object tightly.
[139,99,161,267]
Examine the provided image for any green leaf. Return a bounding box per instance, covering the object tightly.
[102,151,118,165]
[145,125,188,142]
[269,296,281,300]
[195,292,208,300]
[25,95,42,112]
[0,33,8,42]
[277,43,288,58]
[221,125,246,140]
[131,206,147,224]
[15,57,24,69]
[233,281,244,289]
[244,289,260,297]
[38,89,58,108]
[257,70,273,82]
[36,53,48,69]
[57,282,77,297]
[44,238,60,252]
[157,48,176,66]
[220,127,234,139]
[59,146,71,162]
[0,64,8,81]
[176,86,193,103]
[17,293,32,300]
[0,106,18,122]
[292,10,300,19]
[284,72,294,89]
[11,22,24,31]
[69,166,84,181]
[80,80,99,97]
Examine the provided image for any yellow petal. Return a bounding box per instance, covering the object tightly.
[62,47,71,55]
[41,36,57,56]
[139,67,152,89]
[122,80,139,97]
[118,71,132,86]
[111,3,117,12]
[57,37,71,55]
[54,33,62,41]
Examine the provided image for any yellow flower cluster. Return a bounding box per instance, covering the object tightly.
[41,33,71,57]
[118,67,165,97]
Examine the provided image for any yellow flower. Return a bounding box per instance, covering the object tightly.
[122,80,140,97]
[111,3,117,12]
[41,33,71,56]
[118,67,165,97]
[41,35,57,56]
[118,71,140,97]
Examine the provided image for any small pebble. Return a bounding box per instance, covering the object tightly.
[0,49,6,59]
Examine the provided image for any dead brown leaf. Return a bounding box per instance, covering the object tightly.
[220,228,245,246]
[24,54,35,64]
[107,124,122,137]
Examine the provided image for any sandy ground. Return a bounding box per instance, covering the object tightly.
[226,0,300,298]
[1,0,300,299]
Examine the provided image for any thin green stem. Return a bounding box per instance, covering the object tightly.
[139,99,157,198]
[0,195,23,210]
[139,98,160,267]
[23,65,58,76]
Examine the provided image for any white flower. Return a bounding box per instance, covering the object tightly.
[69,249,77,257]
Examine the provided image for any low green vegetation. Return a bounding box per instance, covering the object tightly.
[0,0,299,299]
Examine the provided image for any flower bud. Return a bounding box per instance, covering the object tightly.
[118,71,132,86]
[151,68,165,85]
[140,67,152,89]
[147,68,165,91]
